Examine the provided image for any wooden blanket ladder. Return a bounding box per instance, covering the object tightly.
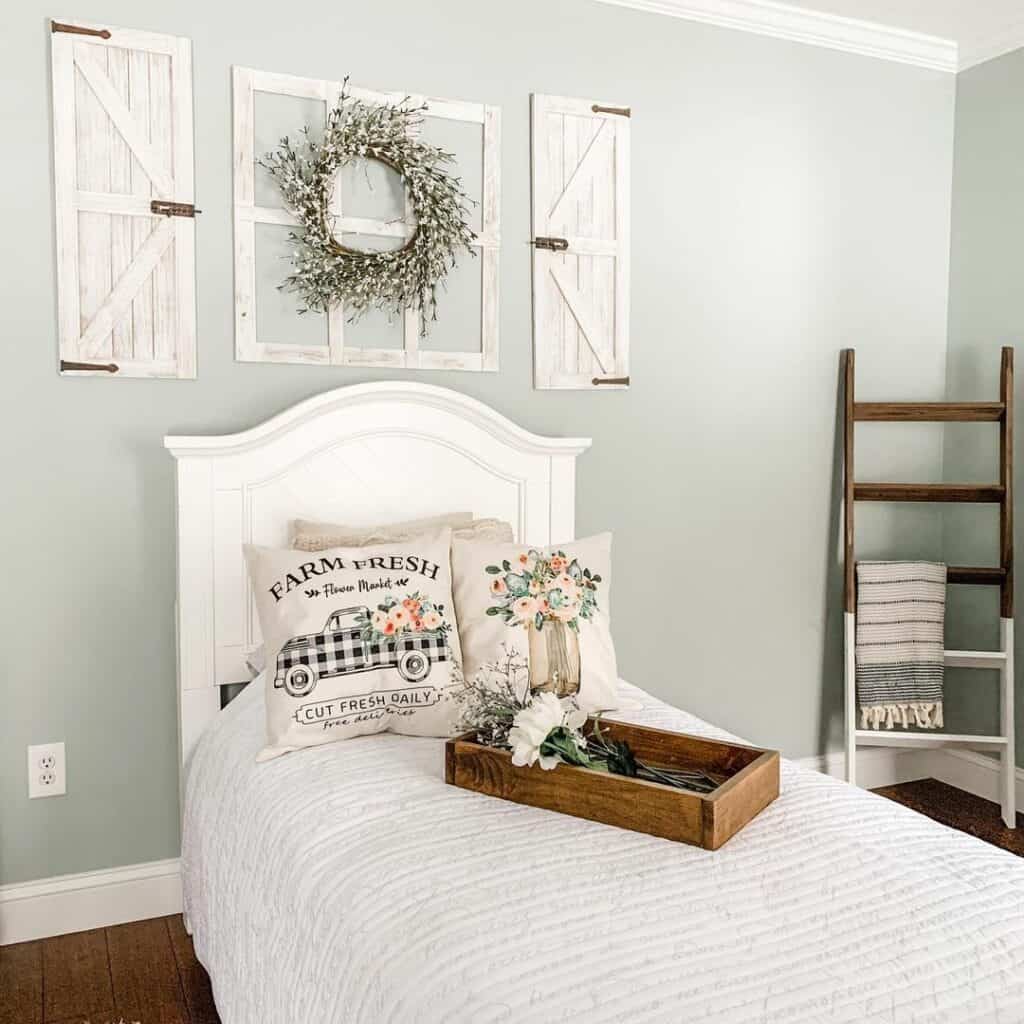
[843,347,1017,828]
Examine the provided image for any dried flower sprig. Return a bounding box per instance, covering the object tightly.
[455,645,532,749]
[260,78,477,334]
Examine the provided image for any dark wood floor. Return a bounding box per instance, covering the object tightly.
[0,916,219,1024]
[873,777,1024,856]
[2,779,1019,1024]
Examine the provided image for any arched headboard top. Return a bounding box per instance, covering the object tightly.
[165,381,592,769]
[165,380,592,458]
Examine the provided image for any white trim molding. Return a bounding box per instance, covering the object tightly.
[796,745,927,790]
[799,746,1024,818]
[0,858,181,945]
[928,749,1024,810]
[592,0,959,73]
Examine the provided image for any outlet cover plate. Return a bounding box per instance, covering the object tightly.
[28,742,66,799]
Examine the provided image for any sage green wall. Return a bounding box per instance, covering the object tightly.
[0,0,956,885]
[943,47,1024,764]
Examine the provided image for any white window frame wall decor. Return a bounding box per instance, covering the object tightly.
[531,93,630,390]
[233,67,500,371]
[51,19,197,379]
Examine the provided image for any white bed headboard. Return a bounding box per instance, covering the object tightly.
[165,381,591,768]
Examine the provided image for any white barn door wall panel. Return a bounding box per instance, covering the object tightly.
[50,20,196,379]
[233,67,500,371]
[531,94,629,390]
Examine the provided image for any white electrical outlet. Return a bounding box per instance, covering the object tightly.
[28,742,66,799]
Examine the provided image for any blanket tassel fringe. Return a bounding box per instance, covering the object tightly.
[860,701,944,730]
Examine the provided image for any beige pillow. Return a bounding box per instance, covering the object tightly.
[245,531,463,761]
[451,533,619,713]
[292,513,513,551]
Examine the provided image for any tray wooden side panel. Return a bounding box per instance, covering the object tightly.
[587,719,764,776]
[702,750,780,850]
[447,739,706,845]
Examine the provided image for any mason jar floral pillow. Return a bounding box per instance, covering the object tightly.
[245,530,463,761]
[451,533,619,713]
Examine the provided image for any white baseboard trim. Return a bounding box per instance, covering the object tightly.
[926,748,1024,808]
[0,857,182,945]
[794,746,930,789]
[796,746,1024,810]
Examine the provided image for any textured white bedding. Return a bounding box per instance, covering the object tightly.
[182,679,1024,1023]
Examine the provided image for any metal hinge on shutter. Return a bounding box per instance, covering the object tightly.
[151,200,201,218]
[51,21,112,38]
[60,360,119,373]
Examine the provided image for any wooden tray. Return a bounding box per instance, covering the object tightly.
[445,718,779,850]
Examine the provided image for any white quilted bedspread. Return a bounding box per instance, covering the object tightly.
[182,680,1024,1024]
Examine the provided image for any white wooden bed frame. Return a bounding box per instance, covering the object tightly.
[164,381,591,778]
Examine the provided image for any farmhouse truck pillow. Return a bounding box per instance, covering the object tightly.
[245,532,463,761]
[451,533,619,714]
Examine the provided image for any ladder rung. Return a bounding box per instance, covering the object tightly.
[855,730,1008,748]
[854,402,1004,422]
[947,566,1007,586]
[854,483,1004,503]
[944,649,1007,668]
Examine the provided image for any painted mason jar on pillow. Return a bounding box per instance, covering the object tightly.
[484,550,601,697]
[452,533,620,714]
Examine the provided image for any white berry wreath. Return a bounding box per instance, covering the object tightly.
[261,81,476,333]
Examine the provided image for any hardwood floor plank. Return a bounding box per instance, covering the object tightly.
[46,1018,109,1024]
[166,916,220,1024]
[50,1012,183,1024]
[106,919,189,1024]
[0,940,43,1024]
[165,915,199,970]
[47,1018,122,1024]
[105,921,190,1024]
[42,929,113,1022]
[874,778,1024,856]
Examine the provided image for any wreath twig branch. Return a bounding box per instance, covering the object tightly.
[260,79,477,334]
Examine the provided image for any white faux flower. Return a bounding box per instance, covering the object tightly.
[509,693,587,770]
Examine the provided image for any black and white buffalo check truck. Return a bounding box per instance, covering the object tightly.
[274,606,450,697]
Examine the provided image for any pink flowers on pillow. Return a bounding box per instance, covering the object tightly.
[452,533,618,713]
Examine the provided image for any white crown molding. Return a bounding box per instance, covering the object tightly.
[958,23,1024,72]
[592,0,958,73]
[0,858,182,945]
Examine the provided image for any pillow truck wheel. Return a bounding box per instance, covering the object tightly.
[397,649,431,683]
[284,662,318,697]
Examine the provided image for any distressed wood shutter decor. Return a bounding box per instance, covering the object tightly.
[233,68,500,370]
[531,94,630,390]
[51,19,196,378]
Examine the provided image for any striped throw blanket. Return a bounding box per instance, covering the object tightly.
[856,561,946,730]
